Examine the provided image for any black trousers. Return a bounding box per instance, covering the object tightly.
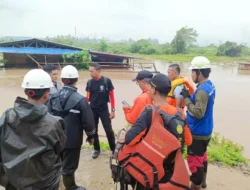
[91,104,116,152]
[62,148,81,176]
[187,138,210,185]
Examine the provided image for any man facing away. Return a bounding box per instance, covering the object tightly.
[123,70,153,125]
[181,56,216,190]
[0,69,66,190]
[48,65,96,190]
[86,62,116,159]
[167,64,194,109]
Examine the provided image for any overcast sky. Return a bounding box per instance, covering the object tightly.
[0,0,249,45]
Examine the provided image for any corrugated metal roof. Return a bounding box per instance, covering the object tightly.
[0,38,83,50]
[0,47,81,55]
[0,38,136,59]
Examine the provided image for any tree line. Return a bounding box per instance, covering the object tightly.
[0,26,249,58]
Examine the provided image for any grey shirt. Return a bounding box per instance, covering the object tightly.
[45,81,62,106]
[50,81,62,95]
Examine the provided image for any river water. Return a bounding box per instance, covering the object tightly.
[0,62,250,157]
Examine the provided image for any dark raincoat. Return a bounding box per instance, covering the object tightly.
[48,85,96,149]
[0,97,66,190]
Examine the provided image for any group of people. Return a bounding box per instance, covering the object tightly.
[117,56,215,190]
[0,55,215,190]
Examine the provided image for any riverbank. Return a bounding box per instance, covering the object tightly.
[133,54,250,63]
[90,132,249,168]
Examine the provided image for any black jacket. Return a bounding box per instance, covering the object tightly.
[48,85,96,149]
[0,97,66,190]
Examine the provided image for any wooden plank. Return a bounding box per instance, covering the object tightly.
[153,62,158,72]
[27,54,42,68]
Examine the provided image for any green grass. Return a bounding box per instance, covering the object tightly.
[207,132,248,166]
[86,132,248,167]
[144,54,250,63]
[84,141,111,151]
[182,132,248,167]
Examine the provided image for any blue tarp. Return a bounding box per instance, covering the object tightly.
[0,47,82,55]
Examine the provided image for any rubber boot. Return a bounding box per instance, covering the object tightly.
[201,173,207,188]
[92,150,100,159]
[190,182,201,190]
[63,174,86,190]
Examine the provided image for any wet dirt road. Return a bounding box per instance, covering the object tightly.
[72,148,250,190]
[0,148,249,190]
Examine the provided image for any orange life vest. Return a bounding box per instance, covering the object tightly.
[167,77,194,108]
[117,106,190,190]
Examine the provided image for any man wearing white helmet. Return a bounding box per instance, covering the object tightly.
[0,69,66,190]
[48,65,95,190]
[181,56,216,190]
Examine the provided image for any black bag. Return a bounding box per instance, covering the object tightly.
[110,129,132,187]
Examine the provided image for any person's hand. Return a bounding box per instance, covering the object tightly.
[118,129,126,143]
[181,88,191,99]
[110,111,115,119]
[122,105,131,110]
[86,137,94,145]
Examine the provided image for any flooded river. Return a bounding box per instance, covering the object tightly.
[0,62,250,157]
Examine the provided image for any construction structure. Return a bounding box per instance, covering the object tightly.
[238,62,250,70]
[0,38,134,69]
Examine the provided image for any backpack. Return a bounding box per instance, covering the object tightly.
[110,105,186,189]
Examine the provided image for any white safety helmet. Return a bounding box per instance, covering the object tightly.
[60,65,79,78]
[21,69,53,89]
[188,56,211,70]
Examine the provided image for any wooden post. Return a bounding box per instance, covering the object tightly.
[58,62,62,70]
[153,62,157,72]
[45,55,47,64]
[140,63,143,70]
[26,54,42,69]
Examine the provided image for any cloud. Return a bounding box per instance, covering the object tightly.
[0,0,249,45]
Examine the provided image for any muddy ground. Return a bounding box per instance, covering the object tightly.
[0,147,249,190]
[57,148,250,190]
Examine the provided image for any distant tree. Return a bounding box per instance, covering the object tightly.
[62,50,91,69]
[98,40,108,52]
[108,43,130,54]
[140,45,157,55]
[148,38,159,45]
[62,50,90,63]
[158,43,172,54]
[129,39,151,53]
[216,41,245,57]
[49,35,74,46]
[128,38,135,44]
[207,43,217,48]
[171,26,198,54]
